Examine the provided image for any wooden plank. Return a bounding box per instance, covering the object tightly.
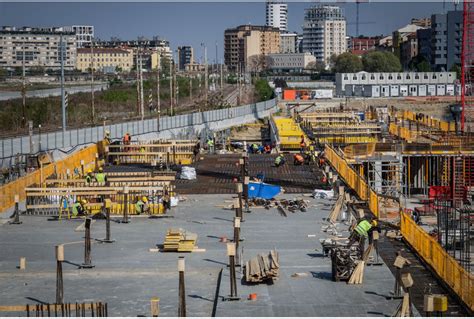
[26,186,166,192]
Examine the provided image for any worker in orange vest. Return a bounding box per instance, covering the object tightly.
[293,153,304,166]
[299,135,306,153]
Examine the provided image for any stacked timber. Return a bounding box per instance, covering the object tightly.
[245,250,280,283]
[163,228,197,252]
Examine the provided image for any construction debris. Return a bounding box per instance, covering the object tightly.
[330,246,361,281]
[248,198,309,212]
[163,228,197,252]
[244,250,280,284]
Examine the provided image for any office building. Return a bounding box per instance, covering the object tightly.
[224,25,280,71]
[302,5,347,65]
[177,46,194,71]
[280,33,298,53]
[76,48,133,73]
[267,52,316,72]
[431,11,463,71]
[266,0,288,32]
[416,28,433,62]
[0,26,77,70]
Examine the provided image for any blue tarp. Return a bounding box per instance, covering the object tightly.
[248,182,281,199]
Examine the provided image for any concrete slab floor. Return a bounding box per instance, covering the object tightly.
[0,194,414,317]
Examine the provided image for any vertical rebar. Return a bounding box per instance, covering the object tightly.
[81,218,94,268]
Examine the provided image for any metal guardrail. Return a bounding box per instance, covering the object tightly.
[0,99,277,160]
[400,212,474,312]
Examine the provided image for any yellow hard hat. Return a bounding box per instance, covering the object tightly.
[99,167,103,172]
[372,219,378,227]
[142,196,148,203]
[87,169,93,174]
[81,199,87,204]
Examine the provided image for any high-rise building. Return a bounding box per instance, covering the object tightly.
[302,5,347,65]
[431,11,463,71]
[0,26,77,70]
[280,33,298,53]
[266,0,288,32]
[177,46,194,71]
[416,28,432,62]
[224,25,280,71]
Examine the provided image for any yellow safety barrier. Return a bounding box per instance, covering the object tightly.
[399,110,456,133]
[324,145,380,217]
[0,144,99,213]
[389,123,418,142]
[400,212,474,311]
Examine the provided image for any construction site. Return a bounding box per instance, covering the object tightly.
[1,4,474,318]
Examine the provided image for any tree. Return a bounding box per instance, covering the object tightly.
[254,79,274,101]
[306,61,326,73]
[332,53,363,73]
[408,55,431,72]
[160,56,171,77]
[362,51,402,72]
[450,64,461,79]
[247,54,268,75]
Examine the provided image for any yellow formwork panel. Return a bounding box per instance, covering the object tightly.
[400,213,474,311]
[273,117,307,150]
[0,144,99,213]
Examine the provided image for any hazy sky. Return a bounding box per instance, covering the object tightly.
[0,2,455,62]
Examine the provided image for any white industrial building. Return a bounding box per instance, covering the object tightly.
[335,71,458,97]
[267,52,316,72]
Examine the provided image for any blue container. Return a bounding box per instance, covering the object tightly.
[247,182,281,199]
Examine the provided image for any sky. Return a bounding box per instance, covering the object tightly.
[0,1,456,63]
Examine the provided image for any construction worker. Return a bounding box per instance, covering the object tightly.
[274,154,285,167]
[347,218,380,250]
[95,167,107,183]
[299,135,306,153]
[264,144,271,154]
[104,130,111,145]
[251,143,259,154]
[72,199,87,217]
[85,169,95,184]
[122,132,131,145]
[135,196,150,215]
[293,153,304,166]
[207,137,214,154]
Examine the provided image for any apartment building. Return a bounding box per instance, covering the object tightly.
[350,36,381,56]
[177,46,194,71]
[63,25,94,48]
[76,48,133,73]
[431,11,463,71]
[224,25,280,71]
[302,5,347,65]
[0,26,77,70]
[280,32,298,53]
[266,0,288,32]
[95,38,172,60]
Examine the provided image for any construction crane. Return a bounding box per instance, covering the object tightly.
[461,0,474,131]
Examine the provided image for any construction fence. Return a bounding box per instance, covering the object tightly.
[400,212,474,311]
[324,144,380,218]
[1,99,277,160]
[0,144,99,213]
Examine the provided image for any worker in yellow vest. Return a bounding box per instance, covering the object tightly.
[85,170,95,184]
[135,196,149,215]
[347,218,380,250]
[95,167,107,183]
[72,199,87,217]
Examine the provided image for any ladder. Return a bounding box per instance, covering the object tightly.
[453,157,466,207]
